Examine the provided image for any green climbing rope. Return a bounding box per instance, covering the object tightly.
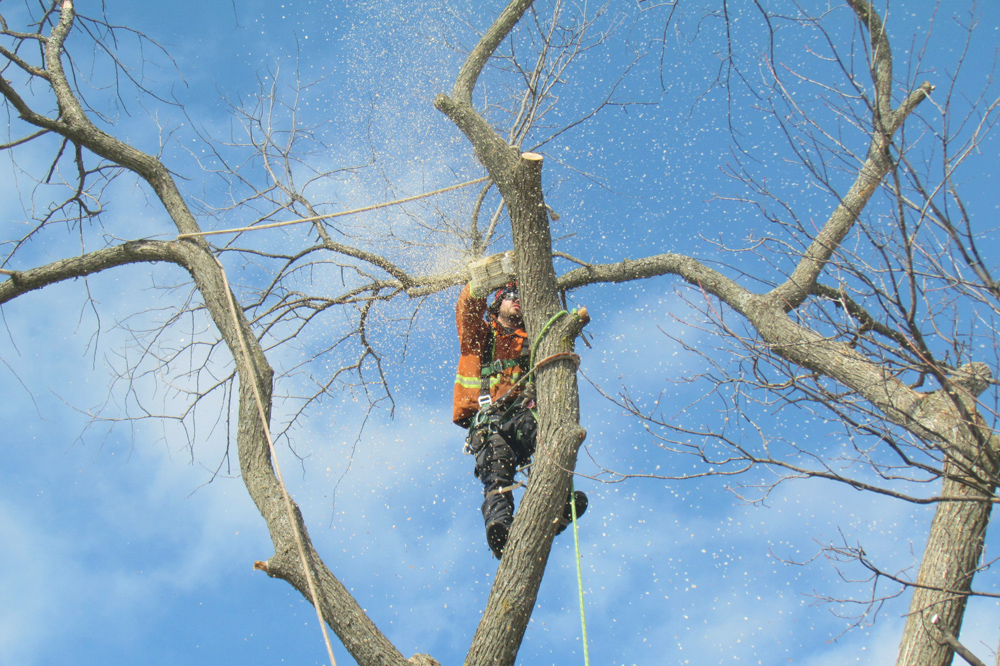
[529,309,569,371]
[570,480,590,666]
[529,308,591,665]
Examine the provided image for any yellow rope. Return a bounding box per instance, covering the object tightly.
[570,480,590,666]
[189,174,488,663]
[177,176,490,240]
[529,310,590,666]
[214,256,338,666]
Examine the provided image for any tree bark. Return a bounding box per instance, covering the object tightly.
[0,4,412,664]
[4,3,993,666]
[465,152,590,666]
[436,4,593,663]
[894,379,998,666]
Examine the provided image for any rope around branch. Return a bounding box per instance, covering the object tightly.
[176,176,491,240]
[526,310,592,666]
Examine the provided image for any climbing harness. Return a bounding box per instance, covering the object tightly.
[469,306,591,665]
[481,357,523,377]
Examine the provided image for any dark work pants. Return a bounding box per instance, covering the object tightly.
[467,402,537,530]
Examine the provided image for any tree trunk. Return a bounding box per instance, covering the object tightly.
[895,383,999,666]
[895,477,994,666]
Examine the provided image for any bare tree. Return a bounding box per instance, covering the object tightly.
[561,2,1000,665]
[2,1,998,665]
[0,2,610,665]
[439,0,1000,664]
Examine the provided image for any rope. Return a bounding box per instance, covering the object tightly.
[529,310,590,665]
[177,176,490,240]
[214,256,338,666]
[532,310,590,666]
[480,309,574,410]
[529,310,569,371]
[475,306,590,663]
[570,479,590,666]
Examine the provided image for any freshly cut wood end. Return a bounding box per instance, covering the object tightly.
[408,654,441,666]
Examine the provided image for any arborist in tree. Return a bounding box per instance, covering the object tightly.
[454,264,587,559]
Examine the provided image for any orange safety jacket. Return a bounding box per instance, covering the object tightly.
[453,283,530,425]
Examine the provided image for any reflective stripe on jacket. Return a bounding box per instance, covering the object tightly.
[453,283,529,425]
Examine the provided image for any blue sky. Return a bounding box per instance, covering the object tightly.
[2,1,1000,665]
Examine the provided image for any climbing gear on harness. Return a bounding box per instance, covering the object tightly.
[481,357,522,377]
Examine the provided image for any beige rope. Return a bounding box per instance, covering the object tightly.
[177,176,491,240]
[214,256,339,666]
[191,174,492,664]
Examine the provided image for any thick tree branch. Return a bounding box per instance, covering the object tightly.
[767,0,933,309]
[452,0,536,105]
[0,5,413,664]
[0,240,183,304]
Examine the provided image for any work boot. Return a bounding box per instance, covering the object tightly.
[555,490,588,535]
[486,519,510,559]
[482,491,514,559]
